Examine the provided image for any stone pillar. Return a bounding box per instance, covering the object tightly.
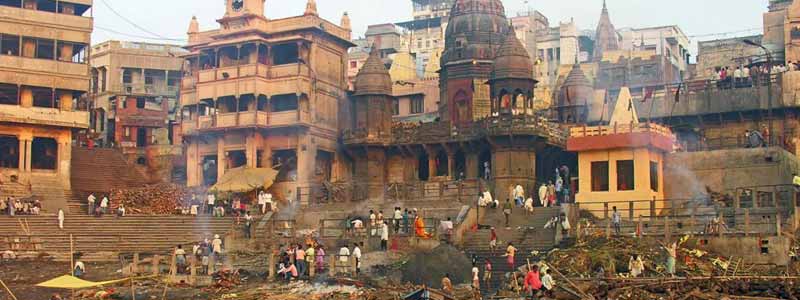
[217,138,225,181]
[17,138,25,172]
[24,139,32,172]
[466,152,479,179]
[19,86,32,108]
[152,255,161,276]
[447,152,455,179]
[59,91,73,111]
[246,133,257,168]
[428,155,436,178]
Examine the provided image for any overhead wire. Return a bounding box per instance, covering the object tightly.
[97,0,185,41]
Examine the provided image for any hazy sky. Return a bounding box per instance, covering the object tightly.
[92,0,769,55]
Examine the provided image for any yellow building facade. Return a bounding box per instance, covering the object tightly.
[0,0,93,211]
[567,88,673,218]
[178,0,354,203]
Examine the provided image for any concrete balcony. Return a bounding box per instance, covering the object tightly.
[0,55,89,91]
[0,104,89,128]
[121,83,179,97]
[181,121,197,136]
[0,5,93,33]
[342,128,392,145]
[193,110,310,132]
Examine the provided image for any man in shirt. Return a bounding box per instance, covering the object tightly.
[503,199,512,228]
[338,245,350,275]
[57,209,65,230]
[277,262,298,281]
[295,244,306,278]
[243,211,253,239]
[74,260,86,278]
[352,242,362,275]
[206,193,215,215]
[212,234,223,259]
[305,244,315,275]
[541,269,555,297]
[87,193,96,216]
[380,221,389,251]
[612,206,621,235]
[393,207,402,233]
[523,265,542,299]
[369,210,376,236]
[439,217,454,243]
[99,195,109,216]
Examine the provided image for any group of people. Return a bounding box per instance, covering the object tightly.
[85,193,121,217]
[712,62,796,90]
[174,234,225,275]
[275,242,329,280]
[346,207,432,240]
[2,197,42,216]
[625,242,678,278]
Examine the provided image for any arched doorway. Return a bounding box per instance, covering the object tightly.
[435,150,449,177]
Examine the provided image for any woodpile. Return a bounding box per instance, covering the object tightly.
[109,183,189,214]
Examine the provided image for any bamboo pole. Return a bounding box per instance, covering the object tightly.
[0,278,19,300]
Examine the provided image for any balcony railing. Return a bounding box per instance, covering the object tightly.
[194,63,309,85]
[569,122,673,138]
[191,110,309,132]
[389,115,567,146]
[0,104,89,128]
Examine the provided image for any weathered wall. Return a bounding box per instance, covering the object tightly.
[664,147,800,200]
[703,236,791,266]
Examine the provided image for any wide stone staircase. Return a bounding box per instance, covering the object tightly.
[462,206,561,296]
[68,147,152,214]
[0,214,236,262]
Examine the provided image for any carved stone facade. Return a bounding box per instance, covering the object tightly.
[0,0,93,211]
[178,0,354,204]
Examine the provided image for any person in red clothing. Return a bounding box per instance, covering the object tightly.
[489,227,497,254]
[523,265,542,300]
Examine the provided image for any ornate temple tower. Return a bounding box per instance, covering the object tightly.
[556,64,593,124]
[346,48,395,200]
[440,0,510,124]
[592,0,620,61]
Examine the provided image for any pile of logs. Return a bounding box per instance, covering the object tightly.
[110,184,189,214]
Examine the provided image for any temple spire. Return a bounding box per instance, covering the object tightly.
[304,0,318,16]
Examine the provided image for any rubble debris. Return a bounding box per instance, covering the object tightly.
[109,183,189,214]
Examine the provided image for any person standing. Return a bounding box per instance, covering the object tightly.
[541,269,555,297]
[393,207,402,233]
[665,242,678,277]
[175,245,187,274]
[612,206,621,235]
[338,245,350,275]
[74,260,86,278]
[369,210,376,237]
[489,227,497,254]
[87,193,96,216]
[206,193,215,215]
[243,211,253,239]
[380,221,389,251]
[99,195,109,215]
[523,265,542,300]
[212,234,223,259]
[538,184,548,208]
[504,242,517,270]
[305,244,315,276]
[483,161,491,180]
[295,244,306,277]
[315,245,326,273]
[352,242,362,275]
[483,258,493,290]
[57,209,65,230]
[503,199,512,228]
[547,182,556,207]
[471,263,481,298]
[514,184,525,207]
[402,209,410,234]
[628,254,645,277]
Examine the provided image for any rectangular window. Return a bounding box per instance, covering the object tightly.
[270,94,298,112]
[591,161,609,192]
[410,96,424,114]
[616,160,635,191]
[392,99,399,116]
[136,97,146,109]
[35,38,55,60]
[272,43,299,65]
[0,34,20,56]
[56,41,87,63]
[30,86,53,108]
[0,83,19,105]
[650,161,659,192]
[123,70,133,84]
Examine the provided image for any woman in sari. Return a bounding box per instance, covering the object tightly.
[315,245,326,273]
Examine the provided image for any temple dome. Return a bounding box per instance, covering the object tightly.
[442,0,509,65]
[492,27,533,80]
[354,48,392,96]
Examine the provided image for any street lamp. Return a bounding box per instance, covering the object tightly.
[743,39,774,146]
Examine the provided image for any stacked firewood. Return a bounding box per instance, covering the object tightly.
[109,183,189,214]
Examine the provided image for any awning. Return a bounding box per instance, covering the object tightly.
[209,167,279,193]
[36,275,132,289]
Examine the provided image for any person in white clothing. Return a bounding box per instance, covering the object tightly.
[524,197,534,214]
[99,196,109,215]
[57,209,65,230]
[74,261,86,278]
[538,184,548,207]
[380,222,389,251]
[257,191,267,214]
[352,242,362,275]
[86,193,96,215]
[541,269,555,296]
[338,245,350,274]
[212,234,223,258]
[206,194,215,215]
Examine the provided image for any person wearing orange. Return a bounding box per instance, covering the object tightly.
[523,265,542,299]
[414,214,433,238]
